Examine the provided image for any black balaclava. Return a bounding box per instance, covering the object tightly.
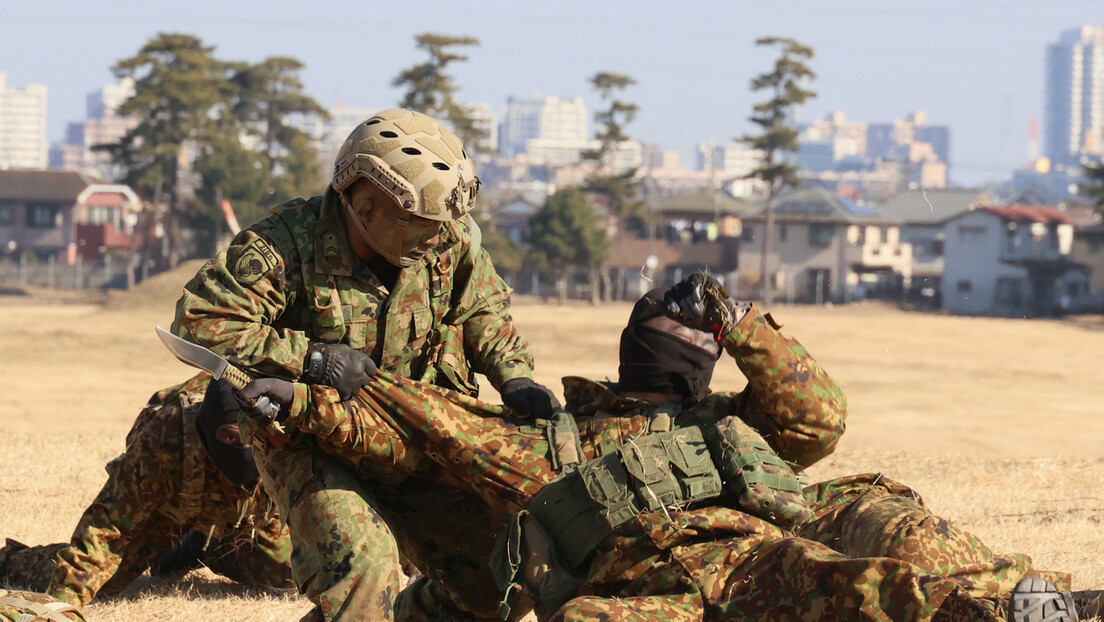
[617,287,723,402]
[196,378,259,488]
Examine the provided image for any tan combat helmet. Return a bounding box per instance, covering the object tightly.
[332,108,480,221]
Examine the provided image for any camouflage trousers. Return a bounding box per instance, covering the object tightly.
[245,417,514,622]
[287,376,1068,622]
[546,474,1069,622]
[0,516,291,606]
[245,427,402,622]
[551,507,1011,622]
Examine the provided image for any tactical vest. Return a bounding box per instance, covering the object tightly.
[0,590,84,622]
[492,412,813,619]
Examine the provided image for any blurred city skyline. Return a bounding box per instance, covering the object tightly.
[2,0,1103,186]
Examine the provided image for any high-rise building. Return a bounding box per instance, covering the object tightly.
[52,77,138,179]
[1044,24,1104,167]
[0,72,48,170]
[499,95,588,158]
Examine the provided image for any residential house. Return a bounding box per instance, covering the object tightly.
[648,188,756,243]
[0,170,140,263]
[1068,221,1104,311]
[738,185,914,303]
[941,204,1088,317]
[876,187,988,305]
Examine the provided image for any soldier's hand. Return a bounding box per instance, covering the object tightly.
[236,377,294,423]
[661,272,747,338]
[301,342,378,401]
[501,377,560,419]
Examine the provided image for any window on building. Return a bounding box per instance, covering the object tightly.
[779,223,787,241]
[27,204,61,228]
[956,280,972,293]
[0,206,13,225]
[958,225,986,242]
[808,223,834,248]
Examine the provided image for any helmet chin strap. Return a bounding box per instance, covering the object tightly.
[340,190,417,268]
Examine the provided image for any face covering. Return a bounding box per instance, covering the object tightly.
[617,288,722,402]
[196,378,260,488]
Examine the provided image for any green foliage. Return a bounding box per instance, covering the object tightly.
[526,187,609,281]
[582,71,638,165]
[742,37,817,191]
[471,206,524,274]
[742,36,817,302]
[1079,159,1104,215]
[582,71,645,233]
[226,55,324,165]
[392,33,486,149]
[191,133,272,228]
[99,36,329,262]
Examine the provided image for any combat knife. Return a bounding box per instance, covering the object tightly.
[155,326,282,423]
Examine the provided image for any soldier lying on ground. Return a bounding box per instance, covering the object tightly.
[232,273,1079,622]
[0,374,293,610]
[172,108,556,622]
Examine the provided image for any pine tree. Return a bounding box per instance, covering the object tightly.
[743,37,817,302]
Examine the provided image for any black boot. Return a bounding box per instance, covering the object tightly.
[151,528,207,577]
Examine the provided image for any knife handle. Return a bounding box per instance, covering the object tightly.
[221,364,254,391]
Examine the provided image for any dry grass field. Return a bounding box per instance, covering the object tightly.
[2,263,1104,620]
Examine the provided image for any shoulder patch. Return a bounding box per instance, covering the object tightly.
[233,238,279,284]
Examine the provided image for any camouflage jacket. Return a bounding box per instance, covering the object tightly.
[272,304,847,515]
[49,374,278,606]
[172,188,534,394]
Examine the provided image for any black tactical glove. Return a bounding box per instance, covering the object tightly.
[661,272,749,338]
[500,377,560,419]
[300,342,378,401]
[150,528,206,577]
[235,377,294,424]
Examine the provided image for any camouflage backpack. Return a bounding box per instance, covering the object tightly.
[0,590,84,622]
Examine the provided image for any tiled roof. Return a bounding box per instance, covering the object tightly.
[745,185,888,224]
[877,188,985,224]
[978,204,1074,225]
[650,189,757,217]
[0,170,108,202]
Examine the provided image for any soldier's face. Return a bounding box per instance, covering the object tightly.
[346,179,442,267]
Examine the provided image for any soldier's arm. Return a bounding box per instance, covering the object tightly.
[719,305,847,469]
[443,217,536,390]
[48,418,177,606]
[172,225,310,380]
[278,373,552,513]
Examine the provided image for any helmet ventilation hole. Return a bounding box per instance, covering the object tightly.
[432,162,450,171]
[365,119,381,125]
[402,147,422,155]
[380,131,398,138]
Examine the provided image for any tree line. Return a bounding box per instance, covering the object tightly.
[99,32,819,303]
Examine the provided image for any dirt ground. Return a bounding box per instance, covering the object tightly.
[2,267,1103,620]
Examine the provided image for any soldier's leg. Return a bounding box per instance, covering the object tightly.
[203,516,294,591]
[688,534,1003,622]
[550,594,702,622]
[384,480,511,622]
[251,431,402,622]
[800,474,1054,600]
[0,540,68,591]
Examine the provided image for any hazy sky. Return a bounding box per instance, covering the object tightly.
[3,0,1103,187]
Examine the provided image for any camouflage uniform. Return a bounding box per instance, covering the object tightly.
[0,590,83,622]
[272,305,1056,621]
[172,189,536,621]
[0,374,292,608]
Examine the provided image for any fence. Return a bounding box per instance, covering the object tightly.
[0,255,148,291]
